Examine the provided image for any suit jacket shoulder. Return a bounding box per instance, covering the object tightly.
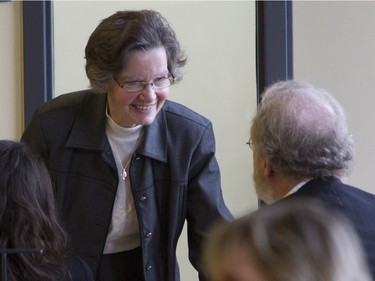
[286,177,375,279]
[162,100,211,127]
[290,177,375,212]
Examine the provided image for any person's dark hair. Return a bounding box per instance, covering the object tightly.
[251,80,353,180]
[85,9,187,93]
[0,140,69,281]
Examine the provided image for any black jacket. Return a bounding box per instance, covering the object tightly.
[284,177,375,279]
[21,90,233,281]
[64,256,94,281]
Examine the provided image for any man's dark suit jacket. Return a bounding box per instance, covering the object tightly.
[281,176,375,279]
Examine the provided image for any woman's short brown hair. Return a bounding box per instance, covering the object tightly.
[85,10,187,93]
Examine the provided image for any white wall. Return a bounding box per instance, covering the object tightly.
[294,1,375,194]
[0,1,23,140]
[53,1,257,280]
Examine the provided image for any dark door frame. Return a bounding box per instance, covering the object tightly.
[23,0,53,127]
[256,0,293,104]
[22,0,293,126]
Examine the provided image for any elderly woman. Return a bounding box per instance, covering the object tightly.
[21,9,232,281]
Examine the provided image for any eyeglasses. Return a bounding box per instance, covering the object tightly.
[113,74,175,93]
[246,140,253,149]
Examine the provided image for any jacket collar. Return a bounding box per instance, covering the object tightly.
[67,91,168,163]
[139,106,168,163]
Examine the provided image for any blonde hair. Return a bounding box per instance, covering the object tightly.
[204,200,371,281]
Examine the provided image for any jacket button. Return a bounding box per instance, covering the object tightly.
[146,265,152,271]
[139,195,147,201]
[145,232,152,238]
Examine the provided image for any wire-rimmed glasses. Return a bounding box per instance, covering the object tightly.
[246,140,253,150]
[113,74,175,93]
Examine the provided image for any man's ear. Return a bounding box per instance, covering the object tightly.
[263,154,272,177]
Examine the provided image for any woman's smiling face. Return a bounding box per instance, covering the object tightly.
[107,47,170,127]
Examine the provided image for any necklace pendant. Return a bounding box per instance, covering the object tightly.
[121,169,127,180]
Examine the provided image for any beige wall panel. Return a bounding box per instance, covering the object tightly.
[0,1,23,140]
[294,1,375,194]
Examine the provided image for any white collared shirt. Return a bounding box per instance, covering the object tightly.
[283,178,312,198]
